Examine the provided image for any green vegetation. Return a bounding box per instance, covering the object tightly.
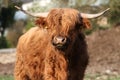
[109,0,120,24]
[0,36,12,49]
[25,19,35,31]
[0,75,13,80]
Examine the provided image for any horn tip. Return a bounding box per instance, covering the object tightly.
[104,8,110,13]
[14,5,21,10]
[106,8,110,11]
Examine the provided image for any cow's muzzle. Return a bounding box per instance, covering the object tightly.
[52,36,70,50]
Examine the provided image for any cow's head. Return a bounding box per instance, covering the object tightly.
[15,6,109,51]
[45,8,91,50]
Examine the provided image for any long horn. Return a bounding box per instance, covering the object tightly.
[80,8,110,18]
[14,6,48,18]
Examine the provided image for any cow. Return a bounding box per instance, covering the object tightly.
[14,6,109,80]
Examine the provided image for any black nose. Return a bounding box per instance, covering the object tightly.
[53,36,67,45]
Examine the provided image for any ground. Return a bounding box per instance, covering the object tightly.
[86,27,120,75]
[0,27,120,79]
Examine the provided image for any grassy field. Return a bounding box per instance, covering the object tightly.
[0,75,13,80]
[0,75,120,80]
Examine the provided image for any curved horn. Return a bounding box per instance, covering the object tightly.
[14,6,48,18]
[80,8,110,19]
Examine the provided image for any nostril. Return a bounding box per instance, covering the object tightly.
[62,38,66,43]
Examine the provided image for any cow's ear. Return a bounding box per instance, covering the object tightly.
[35,17,47,28]
[82,18,91,29]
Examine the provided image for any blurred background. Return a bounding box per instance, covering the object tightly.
[0,0,120,80]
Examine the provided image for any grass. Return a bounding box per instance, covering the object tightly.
[0,75,120,80]
[0,75,13,80]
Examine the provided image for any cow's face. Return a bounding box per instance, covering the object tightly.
[36,8,90,51]
[47,9,91,51]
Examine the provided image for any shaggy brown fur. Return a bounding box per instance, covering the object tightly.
[14,8,90,80]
